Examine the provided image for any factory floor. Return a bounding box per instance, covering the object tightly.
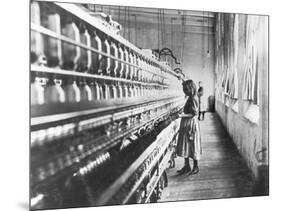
[159,112,255,202]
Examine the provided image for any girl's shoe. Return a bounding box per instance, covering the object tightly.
[177,166,191,174]
[191,166,199,175]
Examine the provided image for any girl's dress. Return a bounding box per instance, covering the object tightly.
[176,96,202,160]
[198,87,207,112]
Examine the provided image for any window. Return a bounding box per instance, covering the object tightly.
[242,16,259,104]
[215,14,239,105]
[221,14,238,108]
[242,16,260,124]
[229,14,239,100]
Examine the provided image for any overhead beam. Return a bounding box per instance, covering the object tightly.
[119,19,214,28]
[87,4,216,18]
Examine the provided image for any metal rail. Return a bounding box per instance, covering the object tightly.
[30,64,168,86]
[31,105,182,189]
[31,96,183,126]
[96,119,180,205]
[31,23,170,80]
[54,2,178,78]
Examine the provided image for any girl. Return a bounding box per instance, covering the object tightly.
[198,81,206,120]
[176,80,202,175]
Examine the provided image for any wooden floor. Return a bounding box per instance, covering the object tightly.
[159,113,255,202]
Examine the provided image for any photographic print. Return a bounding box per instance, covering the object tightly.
[30,0,269,210]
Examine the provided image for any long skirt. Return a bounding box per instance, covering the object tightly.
[176,116,202,160]
[198,96,207,112]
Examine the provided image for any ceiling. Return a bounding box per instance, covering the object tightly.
[83,4,216,34]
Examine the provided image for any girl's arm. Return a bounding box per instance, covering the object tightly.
[179,113,194,118]
[178,98,198,118]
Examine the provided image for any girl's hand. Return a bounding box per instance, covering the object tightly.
[179,114,193,118]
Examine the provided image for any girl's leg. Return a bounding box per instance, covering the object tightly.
[184,158,191,171]
[191,159,199,174]
[177,158,186,173]
[177,158,191,174]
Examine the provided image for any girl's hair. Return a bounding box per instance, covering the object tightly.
[182,79,197,97]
